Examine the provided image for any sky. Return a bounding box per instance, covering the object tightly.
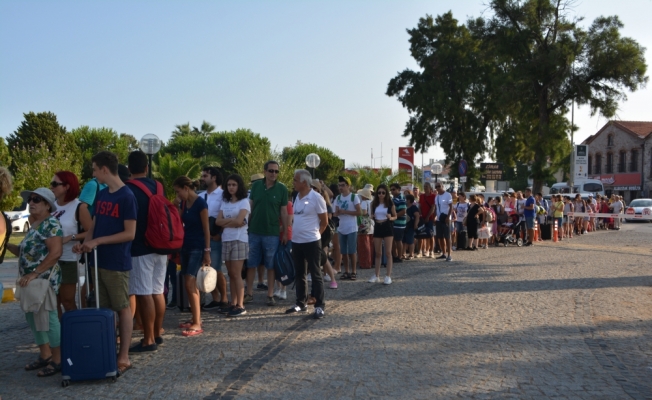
[1,0,651,172]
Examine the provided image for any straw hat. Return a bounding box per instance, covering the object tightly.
[250,173,264,183]
[357,187,373,200]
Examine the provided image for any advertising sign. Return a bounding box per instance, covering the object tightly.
[398,147,415,176]
[458,160,467,176]
[574,145,589,180]
[480,163,503,180]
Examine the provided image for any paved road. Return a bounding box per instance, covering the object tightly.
[1,222,651,399]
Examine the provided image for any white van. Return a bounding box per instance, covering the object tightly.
[550,179,605,196]
[4,200,30,233]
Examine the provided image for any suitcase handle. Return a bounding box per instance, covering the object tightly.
[93,248,99,309]
[76,248,100,309]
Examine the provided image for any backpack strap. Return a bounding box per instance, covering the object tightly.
[126,179,154,197]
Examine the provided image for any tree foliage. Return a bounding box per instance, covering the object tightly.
[71,126,140,183]
[281,142,343,185]
[389,1,648,193]
[12,140,81,191]
[344,165,414,191]
[0,138,22,211]
[152,153,203,200]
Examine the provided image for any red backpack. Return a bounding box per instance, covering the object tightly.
[127,179,184,254]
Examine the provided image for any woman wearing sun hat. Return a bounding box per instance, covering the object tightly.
[5,187,64,377]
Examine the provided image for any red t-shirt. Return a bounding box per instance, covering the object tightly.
[419,193,436,221]
[280,201,293,240]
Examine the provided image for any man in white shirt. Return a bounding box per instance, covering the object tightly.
[434,183,453,261]
[286,169,328,319]
[333,176,361,281]
[198,166,228,310]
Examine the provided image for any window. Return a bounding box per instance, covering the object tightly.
[618,151,626,173]
[583,183,604,192]
[594,154,602,174]
[606,153,613,174]
[630,149,638,172]
[607,135,614,146]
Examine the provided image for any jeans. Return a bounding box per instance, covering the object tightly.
[292,240,324,309]
[210,240,223,272]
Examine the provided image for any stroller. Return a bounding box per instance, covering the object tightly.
[496,215,525,247]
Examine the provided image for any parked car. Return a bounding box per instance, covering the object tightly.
[4,200,30,232]
[625,198,652,222]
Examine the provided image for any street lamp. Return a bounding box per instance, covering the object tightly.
[431,163,443,184]
[139,133,162,179]
[305,153,321,178]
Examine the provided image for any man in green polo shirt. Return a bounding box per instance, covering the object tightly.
[246,160,289,306]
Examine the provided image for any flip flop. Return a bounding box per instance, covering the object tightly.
[178,321,201,329]
[182,328,204,337]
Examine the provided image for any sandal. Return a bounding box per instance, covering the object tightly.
[350,273,357,281]
[37,361,61,377]
[178,321,201,329]
[25,356,51,371]
[182,328,204,337]
[117,362,133,376]
[340,273,351,280]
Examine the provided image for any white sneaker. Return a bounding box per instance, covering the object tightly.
[307,273,312,282]
[278,290,287,300]
[273,289,280,298]
[383,276,392,285]
[368,275,379,283]
[323,274,331,282]
[452,246,456,251]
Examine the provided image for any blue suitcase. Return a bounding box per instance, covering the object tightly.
[61,249,118,386]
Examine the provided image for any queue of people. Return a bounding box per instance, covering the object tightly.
[0,152,630,380]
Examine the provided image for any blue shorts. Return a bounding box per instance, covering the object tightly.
[181,248,203,278]
[209,240,223,272]
[455,222,465,233]
[525,217,535,229]
[248,233,279,270]
[425,221,434,237]
[402,228,415,245]
[338,231,358,255]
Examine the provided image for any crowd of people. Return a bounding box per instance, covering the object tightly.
[0,151,630,380]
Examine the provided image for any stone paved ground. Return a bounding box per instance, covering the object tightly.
[1,222,652,399]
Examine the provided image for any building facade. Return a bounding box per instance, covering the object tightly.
[582,121,652,203]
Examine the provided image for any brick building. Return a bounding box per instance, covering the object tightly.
[582,121,652,203]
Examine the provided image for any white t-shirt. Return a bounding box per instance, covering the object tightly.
[334,192,361,235]
[292,189,327,244]
[455,201,469,222]
[435,192,453,216]
[372,204,389,221]
[516,199,526,215]
[220,198,250,242]
[200,187,223,218]
[52,199,81,262]
[611,201,623,213]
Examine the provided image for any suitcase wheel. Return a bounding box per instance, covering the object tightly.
[62,380,70,387]
[111,376,117,383]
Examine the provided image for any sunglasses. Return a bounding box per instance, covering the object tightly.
[28,196,44,204]
[267,169,280,174]
[50,181,65,187]
[377,191,386,195]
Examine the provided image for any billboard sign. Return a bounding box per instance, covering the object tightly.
[574,145,589,180]
[398,147,415,175]
[480,163,503,180]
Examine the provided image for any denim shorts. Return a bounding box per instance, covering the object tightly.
[209,240,223,272]
[181,248,204,277]
[338,231,358,255]
[525,217,535,229]
[248,233,279,270]
[455,222,465,233]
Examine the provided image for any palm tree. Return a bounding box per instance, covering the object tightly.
[152,152,203,200]
[191,121,216,137]
[344,165,414,191]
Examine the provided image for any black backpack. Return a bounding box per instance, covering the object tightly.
[273,244,295,286]
[0,212,12,264]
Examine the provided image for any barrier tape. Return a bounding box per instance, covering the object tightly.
[566,212,652,220]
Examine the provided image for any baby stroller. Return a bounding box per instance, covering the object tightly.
[496,215,524,247]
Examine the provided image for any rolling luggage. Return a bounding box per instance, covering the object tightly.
[61,248,118,386]
[457,230,468,249]
[540,223,552,240]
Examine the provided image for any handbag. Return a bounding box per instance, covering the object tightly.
[196,264,217,292]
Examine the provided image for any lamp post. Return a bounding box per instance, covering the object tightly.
[431,163,443,184]
[139,133,162,179]
[305,153,321,178]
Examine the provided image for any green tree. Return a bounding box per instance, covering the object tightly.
[152,153,203,200]
[0,138,22,211]
[12,140,81,191]
[71,126,140,182]
[7,111,72,153]
[344,165,414,191]
[472,0,648,192]
[281,142,343,184]
[386,12,496,187]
